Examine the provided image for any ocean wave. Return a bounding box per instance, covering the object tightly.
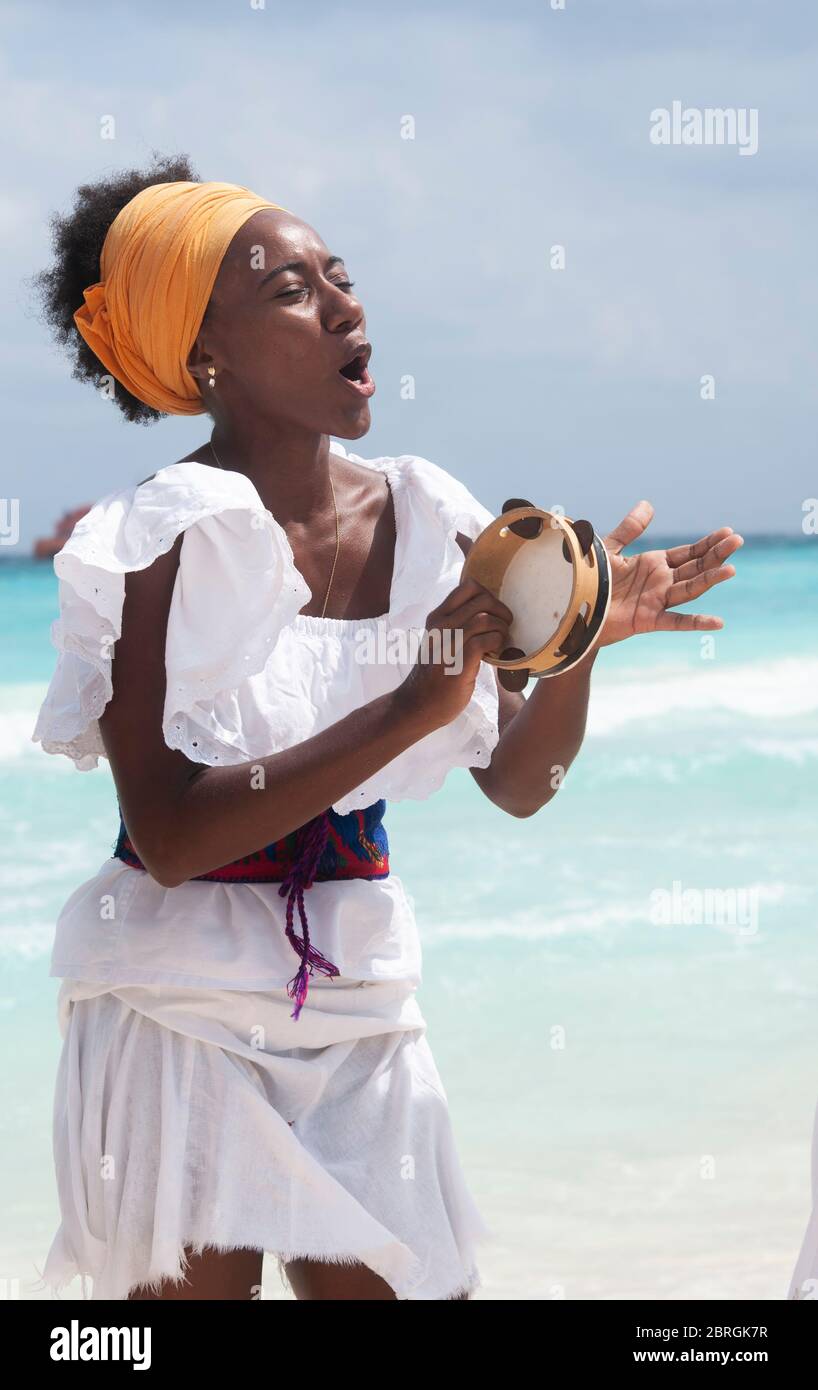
[0,880,804,961]
[745,737,818,764]
[0,922,54,961]
[0,684,51,763]
[2,657,817,769]
[424,881,797,944]
[566,740,818,785]
[587,658,818,735]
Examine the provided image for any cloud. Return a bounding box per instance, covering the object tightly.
[3,0,816,541]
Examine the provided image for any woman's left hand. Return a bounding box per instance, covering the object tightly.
[598,501,743,647]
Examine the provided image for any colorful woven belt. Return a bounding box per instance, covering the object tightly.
[113,801,390,1021]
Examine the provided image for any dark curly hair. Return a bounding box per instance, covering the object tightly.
[33,152,201,424]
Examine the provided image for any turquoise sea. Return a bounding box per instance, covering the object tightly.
[1,540,817,1300]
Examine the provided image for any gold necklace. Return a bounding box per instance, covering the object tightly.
[209,438,341,619]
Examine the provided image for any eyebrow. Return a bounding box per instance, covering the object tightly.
[257,254,346,289]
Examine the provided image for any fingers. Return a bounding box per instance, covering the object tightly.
[653,610,724,632]
[461,611,512,653]
[664,527,739,569]
[671,532,743,583]
[603,500,654,555]
[666,563,736,608]
[433,576,513,627]
[445,590,514,630]
[433,612,510,664]
[436,575,487,616]
[425,606,512,664]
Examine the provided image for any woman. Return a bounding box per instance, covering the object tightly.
[32,154,741,1301]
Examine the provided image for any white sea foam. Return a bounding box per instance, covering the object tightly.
[0,922,54,961]
[0,714,46,762]
[587,657,818,735]
[745,736,818,764]
[425,899,652,943]
[0,683,50,762]
[2,659,817,764]
[423,881,798,944]
[0,682,109,771]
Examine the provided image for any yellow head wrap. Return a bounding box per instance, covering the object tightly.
[73,180,288,415]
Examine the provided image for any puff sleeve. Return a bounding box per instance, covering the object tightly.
[31,462,310,771]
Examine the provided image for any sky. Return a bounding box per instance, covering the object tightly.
[2,0,817,547]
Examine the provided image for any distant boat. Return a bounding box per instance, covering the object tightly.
[33,505,93,559]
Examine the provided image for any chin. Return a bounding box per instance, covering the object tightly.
[332,406,372,441]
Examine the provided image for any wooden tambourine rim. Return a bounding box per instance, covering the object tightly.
[531,533,612,678]
[461,507,612,676]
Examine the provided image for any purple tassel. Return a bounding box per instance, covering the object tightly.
[277,811,340,1020]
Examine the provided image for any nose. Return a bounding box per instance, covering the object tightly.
[324,282,364,335]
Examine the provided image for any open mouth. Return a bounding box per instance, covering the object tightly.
[337,345,375,398]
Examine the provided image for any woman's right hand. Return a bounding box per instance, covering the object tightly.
[395,576,513,730]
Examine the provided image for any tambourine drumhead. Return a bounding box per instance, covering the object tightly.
[461,507,612,678]
[501,522,574,654]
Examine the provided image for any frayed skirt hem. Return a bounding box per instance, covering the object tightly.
[36,1225,490,1302]
[42,978,495,1302]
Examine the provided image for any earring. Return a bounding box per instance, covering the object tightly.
[207,366,216,389]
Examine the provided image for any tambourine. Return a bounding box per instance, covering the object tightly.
[461,497,612,691]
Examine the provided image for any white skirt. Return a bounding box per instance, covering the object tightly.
[41,975,494,1301]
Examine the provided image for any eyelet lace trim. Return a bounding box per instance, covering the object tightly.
[32,451,501,800]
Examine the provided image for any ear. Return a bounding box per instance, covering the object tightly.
[186,333,217,388]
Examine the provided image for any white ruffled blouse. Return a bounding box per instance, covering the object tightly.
[32,441,500,991]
